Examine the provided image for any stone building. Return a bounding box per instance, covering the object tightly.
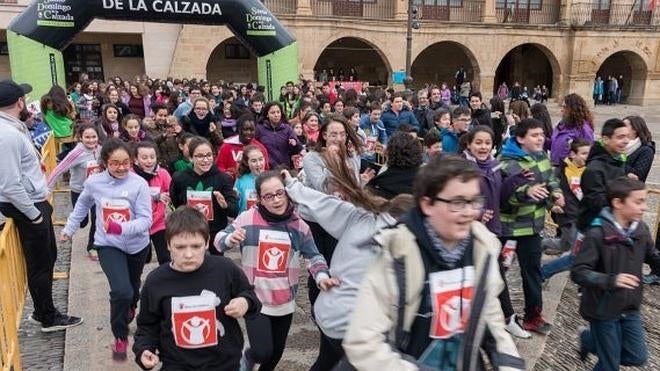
[1,0,659,104]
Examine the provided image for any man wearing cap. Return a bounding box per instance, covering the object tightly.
[0,80,83,332]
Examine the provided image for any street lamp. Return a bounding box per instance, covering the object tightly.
[405,0,420,89]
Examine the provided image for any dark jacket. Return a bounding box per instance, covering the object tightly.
[366,167,417,200]
[571,208,660,321]
[413,106,432,135]
[577,142,626,231]
[255,120,302,169]
[626,141,655,182]
[471,107,493,129]
[380,106,420,137]
[169,166,238,232]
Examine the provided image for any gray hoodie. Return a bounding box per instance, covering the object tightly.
[286,178,396,339]
[0,112,49,220]
[302,150,361,193]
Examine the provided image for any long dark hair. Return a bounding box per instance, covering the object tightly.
[530,103,553,137]
[262,101,285,125]
[40,85,71,116]
[624,116,652,145]
[562,93,594,129]
[100,138,131,168]
[237,145,263,176]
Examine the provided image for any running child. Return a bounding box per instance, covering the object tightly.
[235,145,266,213]
[119,114,151,143]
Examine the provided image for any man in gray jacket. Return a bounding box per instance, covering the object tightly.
[0,80,82,332]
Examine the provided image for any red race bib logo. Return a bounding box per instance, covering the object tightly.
[101,198,131,231]
[246,191,258,210]
[257,230,291,274]
[171,295,218,349]
[187,190,214,221]
[85,160,101,178]
[429,267,474,339]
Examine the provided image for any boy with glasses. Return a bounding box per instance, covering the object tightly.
[440,106,471,153]
[499,118,564,335]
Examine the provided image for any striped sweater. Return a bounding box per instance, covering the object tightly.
[47,142,101,192]
[499,138,562,237]
[215,207,330,316]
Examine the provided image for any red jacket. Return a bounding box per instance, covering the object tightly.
[215,135,269,180]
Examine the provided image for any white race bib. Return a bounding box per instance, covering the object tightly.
[428,266,474,339]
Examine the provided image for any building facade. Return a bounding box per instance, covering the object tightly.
[1,0,659,104]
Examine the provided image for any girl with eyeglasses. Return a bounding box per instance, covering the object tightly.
[169,136,238,253]
[59,138,153,361]
[181,97,221,147]
[215,171,338,371]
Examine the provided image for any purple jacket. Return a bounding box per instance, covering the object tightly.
[550,122,594,166]
[121,93,153,117]
[255,120,302,169]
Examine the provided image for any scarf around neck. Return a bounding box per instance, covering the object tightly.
[257,201,295,223]
[625,137,642,156]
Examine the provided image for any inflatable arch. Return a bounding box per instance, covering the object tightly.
[8,0,298,100]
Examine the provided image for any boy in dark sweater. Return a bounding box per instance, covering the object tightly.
[571,177,660,370]
[133,207,260,370]
[577,118,629,231]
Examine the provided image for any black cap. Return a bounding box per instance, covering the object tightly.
[0,80,32,107]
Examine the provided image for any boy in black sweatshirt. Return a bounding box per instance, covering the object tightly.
[571,177,660,370]
[133,207,260,370]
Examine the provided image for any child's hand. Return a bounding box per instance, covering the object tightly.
[318,277,341,291]
[59,231,70,242]
[615,273,640,289]
[140,350,160,369]
[160,192,171,205]
[551,205,564,214]
[280,169,293,183]
[228,228,246,247]
[521,170,536,181]
[553,193,565,208]
[224,297,249,318]
[627,173,639,180]
[526,183,549,201]
[360,168,376,184]
[481,209,494,223]
[213,191,228,209]
[288,138,298,146]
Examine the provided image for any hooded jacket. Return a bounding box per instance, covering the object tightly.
[470,107,493,130]
[626,140,655,182]
[498,138,561,237]
[169,166,238,232]
[549,121,594,166]
[577,141,626,231]
[571,208,660,321]
[343,209,523,371]
[380,105,420,137]
[366,166,417,200]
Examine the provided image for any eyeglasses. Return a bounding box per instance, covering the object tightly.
[193,153,213,160]
[261,189,286,202]
[107,159,131,168]
[434,196,485,212]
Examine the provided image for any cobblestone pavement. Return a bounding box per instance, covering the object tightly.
[16,101,660,370]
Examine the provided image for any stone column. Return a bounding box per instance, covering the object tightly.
[394,0,408,21]
[481,0,497,23]
[558,0,573,25]
[480,73,496,96]
[296,0,313,16]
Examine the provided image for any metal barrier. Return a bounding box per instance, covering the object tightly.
[0,133,57,371]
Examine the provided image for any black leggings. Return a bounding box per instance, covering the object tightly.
[245,313,293,371]
[71,191,96,251]
[150,230,170,264]
[310,332,344,371]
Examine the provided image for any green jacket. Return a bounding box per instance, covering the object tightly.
[498,139,561,237]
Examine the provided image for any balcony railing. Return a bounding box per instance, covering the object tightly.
[571,2,658,26]
[495,0,560,24]
[415,0,484,22]
[310,0,396,19]
[263,0,297,14]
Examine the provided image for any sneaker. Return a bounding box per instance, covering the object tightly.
[239,347,256,371]
[128,308,136,324]
[27,313,43,325]
[642,273,660,285]
[505,314,532,339]
[542,238,564,256]
[523,315,553,335]
[112,338,128,361]
[41,313,84,333]
[88,249,99,261]
[577,326,590,362]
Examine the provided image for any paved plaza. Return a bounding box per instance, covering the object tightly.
[17,101,660,370]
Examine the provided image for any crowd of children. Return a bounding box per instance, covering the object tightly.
[25,73,660,371]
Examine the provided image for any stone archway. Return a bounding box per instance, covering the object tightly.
[596,51,647,105]
[206,37,258,84]
[494,43,560,98]
[411,41,480,89]
[313,37,391,86]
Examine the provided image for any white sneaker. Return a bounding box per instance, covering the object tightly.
[505,314,532,339]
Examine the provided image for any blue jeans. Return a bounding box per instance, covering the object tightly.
[542,251,574,281]
[581,312,648,371]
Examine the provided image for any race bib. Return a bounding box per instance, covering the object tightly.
[366,137,377,152]
[187,190,214,221]
[429,267,474,339]
[171,295,218,349]
[101,198,131,231]
[149,186,161,203]
[246,190,258,210]
[569,176,583,200]
[257,230,291,274]
[85,160,101,178]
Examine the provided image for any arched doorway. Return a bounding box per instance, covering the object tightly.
[596,51,647,105]
[411,41,480,90]
[494,43,559,98]
[314,37,390,86]
[206,37,258,84]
